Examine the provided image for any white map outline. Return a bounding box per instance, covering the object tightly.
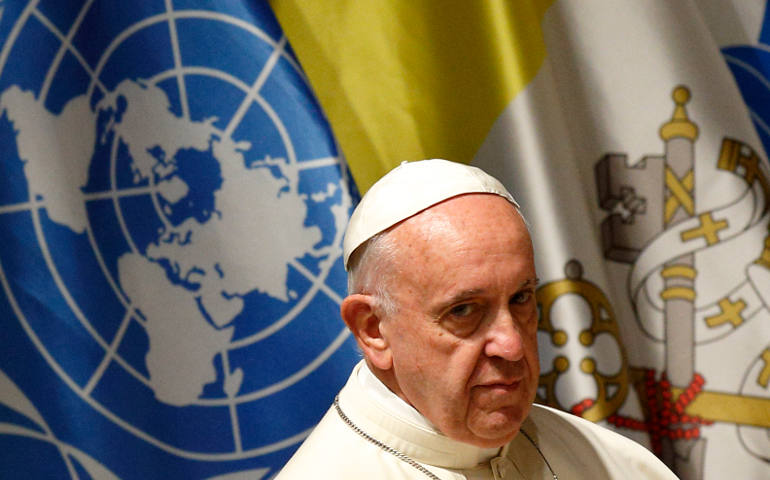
[0,2,354,460]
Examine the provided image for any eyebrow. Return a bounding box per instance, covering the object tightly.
[523,277,540,288]
[435,277,540,311]
[443,289,485,306]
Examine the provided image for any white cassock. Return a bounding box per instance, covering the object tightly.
[276,361,678,479]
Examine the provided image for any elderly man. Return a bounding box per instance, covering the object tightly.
[277,160,677,479]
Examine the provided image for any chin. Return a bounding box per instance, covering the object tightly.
[467,428,520,449]
[467,409,525,447]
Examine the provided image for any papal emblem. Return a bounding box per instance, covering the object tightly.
[590,86,770,478]
[534,85,770,480]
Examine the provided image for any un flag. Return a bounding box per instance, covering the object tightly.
[0,1,360,478]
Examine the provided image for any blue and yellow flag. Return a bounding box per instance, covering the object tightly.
[0,1,358,478]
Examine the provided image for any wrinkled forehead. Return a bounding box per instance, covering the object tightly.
[390,194,529,258]
[379,195,534,306]
[343,159,518,269]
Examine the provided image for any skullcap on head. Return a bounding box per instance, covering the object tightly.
[342,159,519,269]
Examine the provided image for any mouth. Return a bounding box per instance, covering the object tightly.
[478,380,521,391]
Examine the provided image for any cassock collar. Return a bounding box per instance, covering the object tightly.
[338,360,501,469]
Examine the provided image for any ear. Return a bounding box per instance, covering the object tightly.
[340,294,393,370]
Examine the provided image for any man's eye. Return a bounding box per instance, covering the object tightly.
[441,303,483,336]
[511,290,533,305]
[449,303,475,317]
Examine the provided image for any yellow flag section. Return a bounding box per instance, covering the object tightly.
[270,0,553,193]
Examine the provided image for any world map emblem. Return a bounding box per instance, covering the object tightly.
[0,2,359,478]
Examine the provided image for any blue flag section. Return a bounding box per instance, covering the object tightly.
[0,1,360,478]
[723,3,770,164]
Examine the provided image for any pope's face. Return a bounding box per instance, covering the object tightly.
[379,194,539,448]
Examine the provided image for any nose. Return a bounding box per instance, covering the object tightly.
[483,307,525,361]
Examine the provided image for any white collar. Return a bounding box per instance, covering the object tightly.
[357,360,441,432]
[340,360,501,469]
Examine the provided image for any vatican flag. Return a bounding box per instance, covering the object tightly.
[273,1,770,478]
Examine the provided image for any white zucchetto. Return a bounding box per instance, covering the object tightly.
[342,159,519,269]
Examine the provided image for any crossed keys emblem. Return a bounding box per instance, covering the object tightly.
[535,259,630,422]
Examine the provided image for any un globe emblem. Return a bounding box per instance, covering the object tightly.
[0,2,359,472]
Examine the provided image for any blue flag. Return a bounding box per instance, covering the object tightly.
[723,3,770,162]
[0,1,359,478]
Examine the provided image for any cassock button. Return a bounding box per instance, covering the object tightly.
[491,456,514,479]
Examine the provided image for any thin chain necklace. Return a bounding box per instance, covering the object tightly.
[334,395,558,479]
[518,428,558,480]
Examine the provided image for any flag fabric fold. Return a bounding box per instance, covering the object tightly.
[0,1,358,478]
[270,0,554,193]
